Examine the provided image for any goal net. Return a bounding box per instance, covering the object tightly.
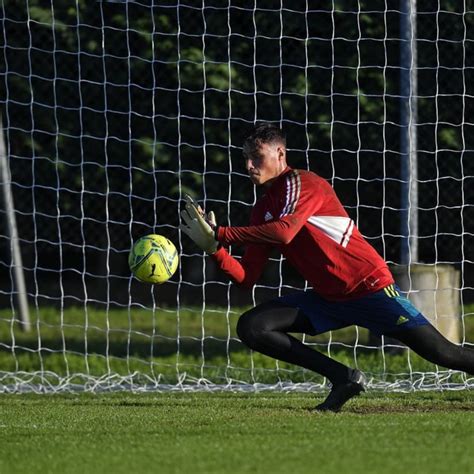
[1,0,473,392]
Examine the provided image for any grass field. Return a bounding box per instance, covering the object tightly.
[0,391,473,474]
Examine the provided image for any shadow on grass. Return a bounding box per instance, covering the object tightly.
[345,402,474,414]
[2,335,246,358]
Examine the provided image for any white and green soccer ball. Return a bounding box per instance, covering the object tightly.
[128,234,179,284]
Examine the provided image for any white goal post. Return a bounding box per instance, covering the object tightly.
[0,0,473,392]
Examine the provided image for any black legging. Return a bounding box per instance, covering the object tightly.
[237,301,474,385]
[389,325,474,375]
[236,301,352,385]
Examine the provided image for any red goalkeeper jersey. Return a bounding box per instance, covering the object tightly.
[212,167,394,301]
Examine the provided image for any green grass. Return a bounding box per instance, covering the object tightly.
[0,391,473,474]
[0,306,473,387]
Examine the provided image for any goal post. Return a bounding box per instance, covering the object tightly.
[0,0,472,392]
[0,115,31,332]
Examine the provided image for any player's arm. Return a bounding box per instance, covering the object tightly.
[180,195,270,288]
[216,172,321,246]
[211,243,270,288]
[216,218,296,245]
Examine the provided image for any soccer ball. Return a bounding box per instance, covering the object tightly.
[128,234,179,284]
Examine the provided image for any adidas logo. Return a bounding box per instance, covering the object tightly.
[264,211,273,222]
[396,315,409,325]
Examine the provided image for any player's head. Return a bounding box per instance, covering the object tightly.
[243,123,287,186]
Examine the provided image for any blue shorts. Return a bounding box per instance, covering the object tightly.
[276,285,430,336]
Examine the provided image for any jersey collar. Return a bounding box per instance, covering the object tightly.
[273,166,293,186]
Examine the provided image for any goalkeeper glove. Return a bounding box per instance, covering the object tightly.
[180,194,219,254]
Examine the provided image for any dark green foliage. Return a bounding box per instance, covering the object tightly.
[1,1,474,305]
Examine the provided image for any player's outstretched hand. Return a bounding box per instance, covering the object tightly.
[182,195,217,227]
[180,194,219,254]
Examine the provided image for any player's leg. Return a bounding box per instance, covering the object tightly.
[237,300,366,411]
[356,284,474,375]
[389,324,474,375]
[237,300,352,384]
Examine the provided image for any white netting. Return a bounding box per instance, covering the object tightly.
[0,0,473,392]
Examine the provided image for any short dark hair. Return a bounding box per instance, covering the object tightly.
[243,123,286,157]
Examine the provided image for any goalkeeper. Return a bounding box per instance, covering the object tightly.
[180,123,474,412]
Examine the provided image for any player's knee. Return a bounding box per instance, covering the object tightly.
[236,310,266,349]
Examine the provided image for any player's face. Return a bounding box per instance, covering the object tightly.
[244,142,287,187]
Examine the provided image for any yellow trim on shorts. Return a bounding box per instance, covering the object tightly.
[384,285,399,298]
